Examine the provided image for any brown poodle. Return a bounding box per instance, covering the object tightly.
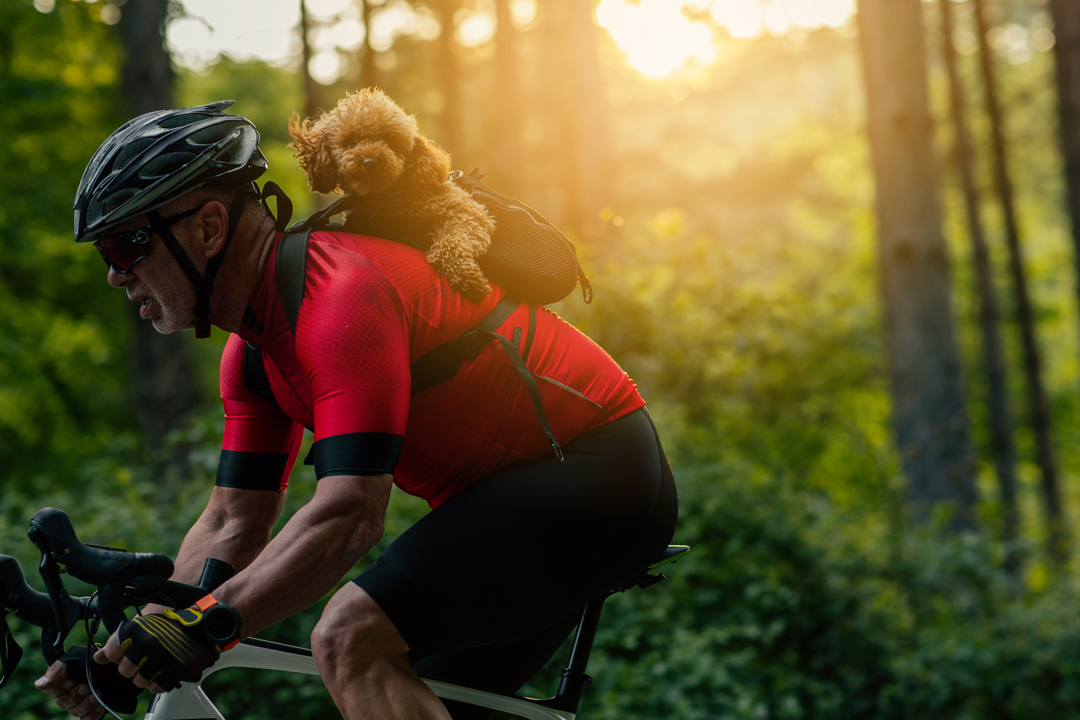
[289,88,494,299]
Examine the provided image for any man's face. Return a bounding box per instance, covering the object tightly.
[105,204,206,334]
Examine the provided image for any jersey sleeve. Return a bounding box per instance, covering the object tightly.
[218,333,304,491]
[294,244,409,479]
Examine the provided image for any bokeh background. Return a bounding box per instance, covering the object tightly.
[4,0,1080,717]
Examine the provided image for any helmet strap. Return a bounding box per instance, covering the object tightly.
[147,190,250,339]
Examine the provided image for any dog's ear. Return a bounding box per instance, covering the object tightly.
[289,111,340,195]
[402,135,452,193]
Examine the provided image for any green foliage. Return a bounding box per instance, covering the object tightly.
[5,1,1080,719]
[515,466,1080,720]
[0,1,137,491]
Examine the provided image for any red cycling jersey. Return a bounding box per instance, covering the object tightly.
[218,230,644,508]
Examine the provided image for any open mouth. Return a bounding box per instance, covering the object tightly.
[137,297,152,319]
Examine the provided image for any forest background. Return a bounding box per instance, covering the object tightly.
[4,0,1080,717]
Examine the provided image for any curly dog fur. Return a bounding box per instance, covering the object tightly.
[289,88,495,299]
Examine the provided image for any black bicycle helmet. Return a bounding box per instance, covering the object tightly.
[74,100,267,244]
[74,101,273,338]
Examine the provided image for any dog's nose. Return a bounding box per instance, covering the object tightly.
[363,158,378,171]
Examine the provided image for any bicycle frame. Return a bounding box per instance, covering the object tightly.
[144,638,576,720]
[0,506,688,720]
[145,548,689,720]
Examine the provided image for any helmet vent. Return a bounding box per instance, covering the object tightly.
[112,137,157,173]
[188,127,228,146]
[90,189,139,220]
[140,152,195,179]
[74,101,265,243]
[158,113,205,130]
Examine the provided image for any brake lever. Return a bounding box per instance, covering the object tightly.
[37,552,71,651]
[0,612,23,690]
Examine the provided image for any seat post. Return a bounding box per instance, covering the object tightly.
[547,592,611,713]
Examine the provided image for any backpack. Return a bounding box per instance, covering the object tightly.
[244,174,594,462]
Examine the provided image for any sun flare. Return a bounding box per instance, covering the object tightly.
[597,0,715,78]
[596,0,857,79]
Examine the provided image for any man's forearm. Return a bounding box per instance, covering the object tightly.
[205,474,392,639]
[172,507,274,583]
[145,487,286,614]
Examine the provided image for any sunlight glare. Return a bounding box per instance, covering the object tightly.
[710,0,763,39]
[763,2,791,34]
[456,8,496,48]
[596,0,714,78]
[326,19,365,51]
[369,1,418,53]
[813,0,857,28]
[309,50,342,85]
[169,0,298,70]
[509,0,538,28]
[305,0,353,18]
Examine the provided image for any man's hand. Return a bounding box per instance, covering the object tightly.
[93,631,167,695]
[94,611,220,693]
[35,660,105,720]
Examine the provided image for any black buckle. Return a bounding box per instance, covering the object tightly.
[454,331,485,359]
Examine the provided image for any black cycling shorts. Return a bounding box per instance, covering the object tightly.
[351,406,678,718]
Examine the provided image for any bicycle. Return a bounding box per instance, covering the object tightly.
[0,507,688,720]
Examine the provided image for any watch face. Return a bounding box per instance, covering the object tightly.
[203,605,239,642]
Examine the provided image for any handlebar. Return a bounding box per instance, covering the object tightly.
[0,507,234,701]
[28,508,175,639]
[29,508,175,588]
[0,554,68,629]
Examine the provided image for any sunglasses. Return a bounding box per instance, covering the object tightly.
[94,205,202,274]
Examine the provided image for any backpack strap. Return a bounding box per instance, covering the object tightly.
[276,229,310,336]
[273,218,565,461]
[243,342,274,400]
[523,304,537,361]
[260,181,294,232]
[283,194,358,234]
[410,297,520,393]
[486,330,564,463]
[409,297,564,463]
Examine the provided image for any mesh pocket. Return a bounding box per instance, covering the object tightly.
[471,188,581,305]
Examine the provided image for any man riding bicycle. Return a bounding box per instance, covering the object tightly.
[36,102,677,720]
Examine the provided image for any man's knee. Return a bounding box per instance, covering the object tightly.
[312,582,409,669]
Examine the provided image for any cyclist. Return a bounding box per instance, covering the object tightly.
[36,101,677,720]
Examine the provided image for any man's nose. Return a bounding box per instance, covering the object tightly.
[107,265,131,289]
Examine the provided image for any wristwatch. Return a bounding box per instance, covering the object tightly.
[166,594,242,652]
[195,595,242,650]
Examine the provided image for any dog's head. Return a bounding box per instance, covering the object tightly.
[290,88,451,197]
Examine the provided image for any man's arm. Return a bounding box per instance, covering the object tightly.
[169,485,288,586]
[208,473,392,638]
[36,483,289,718]
[95,472,392,689]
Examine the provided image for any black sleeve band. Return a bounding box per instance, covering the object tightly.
[215,451,289,491]
[312,433,404,479]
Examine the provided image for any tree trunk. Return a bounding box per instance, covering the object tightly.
[117,0,200,461]
[536,0,572,226]
[1049,0,1080,363]
[940,0,1019,563]
[973,0,1065,562]
[564,0,608,236]
[493,0,524,197]
[358,0,378,90]
[856,0,977,529]
[437,0,464,155]
[299,0,321,121]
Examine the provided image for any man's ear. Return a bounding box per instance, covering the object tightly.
[198,201,230,258]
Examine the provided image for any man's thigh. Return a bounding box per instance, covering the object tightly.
[351,408,677,663]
